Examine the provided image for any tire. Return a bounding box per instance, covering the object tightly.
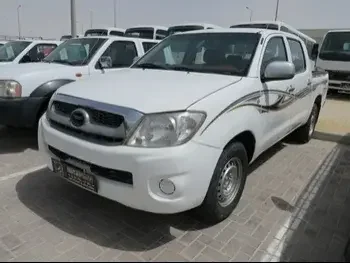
[291,103,319,144]
[194,142,248,224]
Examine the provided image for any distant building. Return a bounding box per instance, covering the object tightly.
[299,28,350,44]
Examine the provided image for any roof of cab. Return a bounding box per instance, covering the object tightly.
[178,27,270,35]
[70,35,160,42]
[168,23,222,28]
[5,39,62,44]
[126,25,169,30]
[86,27,125,32]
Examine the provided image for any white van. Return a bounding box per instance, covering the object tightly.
[124,26,169,40]
[315,30,350,93]
[84,27,125,37]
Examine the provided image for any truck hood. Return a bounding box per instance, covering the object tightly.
[0,62,12,66]
[57,68,242,113]
[0,62,68,79]
[0,63,81,97]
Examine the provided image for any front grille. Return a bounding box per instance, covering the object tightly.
[53,101,124,128]
[48,145,133,185]
[50,120,124,145]
[326,70,350,81]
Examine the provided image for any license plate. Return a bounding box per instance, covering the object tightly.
[51,159,98,192]
[340,83,350,90]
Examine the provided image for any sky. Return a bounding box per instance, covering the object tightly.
[1,0,350,39]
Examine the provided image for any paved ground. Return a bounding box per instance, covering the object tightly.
[316,93,350,135]
[0,122,349,261]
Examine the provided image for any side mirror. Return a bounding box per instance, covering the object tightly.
[98,56,112,69]
[133,56,140,63]
[311,43,319,60]
[262,61,295,82]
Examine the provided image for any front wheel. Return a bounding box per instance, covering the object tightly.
[194,142,248,224]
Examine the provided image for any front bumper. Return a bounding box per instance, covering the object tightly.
[38,115,222,214]
[0,96,45,127]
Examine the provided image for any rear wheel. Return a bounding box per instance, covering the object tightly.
[194,142,248,224]
[290,103,319,144]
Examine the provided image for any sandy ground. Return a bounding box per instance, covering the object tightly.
[316,93,350,136]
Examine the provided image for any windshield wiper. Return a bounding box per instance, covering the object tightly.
[169,65,197,72]
[134,63,168,70]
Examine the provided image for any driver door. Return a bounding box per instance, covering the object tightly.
[259,35,295,150]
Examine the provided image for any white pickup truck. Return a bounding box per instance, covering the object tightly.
[0,39,61,65]
[38,28,328,223]
[0,36,159,128]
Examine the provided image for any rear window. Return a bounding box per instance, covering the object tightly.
[142,42,157,52]
[167,25,204,36]
[124,28,154,39]
[85,29,108,36]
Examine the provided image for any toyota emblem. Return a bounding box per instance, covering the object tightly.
[70,108,89,127]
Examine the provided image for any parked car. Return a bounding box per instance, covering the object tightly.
[38,28,328,223]
[0,36,159,129]
[0,40,61,65]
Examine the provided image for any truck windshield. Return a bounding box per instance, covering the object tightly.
[124,28,154,39]
[0,41,31,62]
[43,38,107,66]
[319,32,350,61]
[132,32,260,76]
[167,25,204,36]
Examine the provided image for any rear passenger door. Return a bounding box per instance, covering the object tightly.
[95,40,139,73]
[285,37,311,128]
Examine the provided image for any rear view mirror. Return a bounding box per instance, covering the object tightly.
[262,61,295,82]
[311,43,319,60]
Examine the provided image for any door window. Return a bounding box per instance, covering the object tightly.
[21,43,58,63]
[261,37,288,75]
[287,38,306,73]
[98,41,137,68]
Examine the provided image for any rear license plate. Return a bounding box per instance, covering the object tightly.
[51,159,98,193]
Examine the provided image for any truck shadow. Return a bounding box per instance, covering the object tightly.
[0,126,38,154]
[265,135,350,262]
[15,142,286,253]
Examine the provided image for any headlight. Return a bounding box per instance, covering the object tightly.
[0,80,22,98]
[126,111,206,148]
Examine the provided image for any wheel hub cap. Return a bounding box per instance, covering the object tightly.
[217,157,243,207]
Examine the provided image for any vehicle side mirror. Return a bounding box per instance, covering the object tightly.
[311,43,319,60]
[98,56,112,69]
[133,56,140,63]
[262,61,295,82]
